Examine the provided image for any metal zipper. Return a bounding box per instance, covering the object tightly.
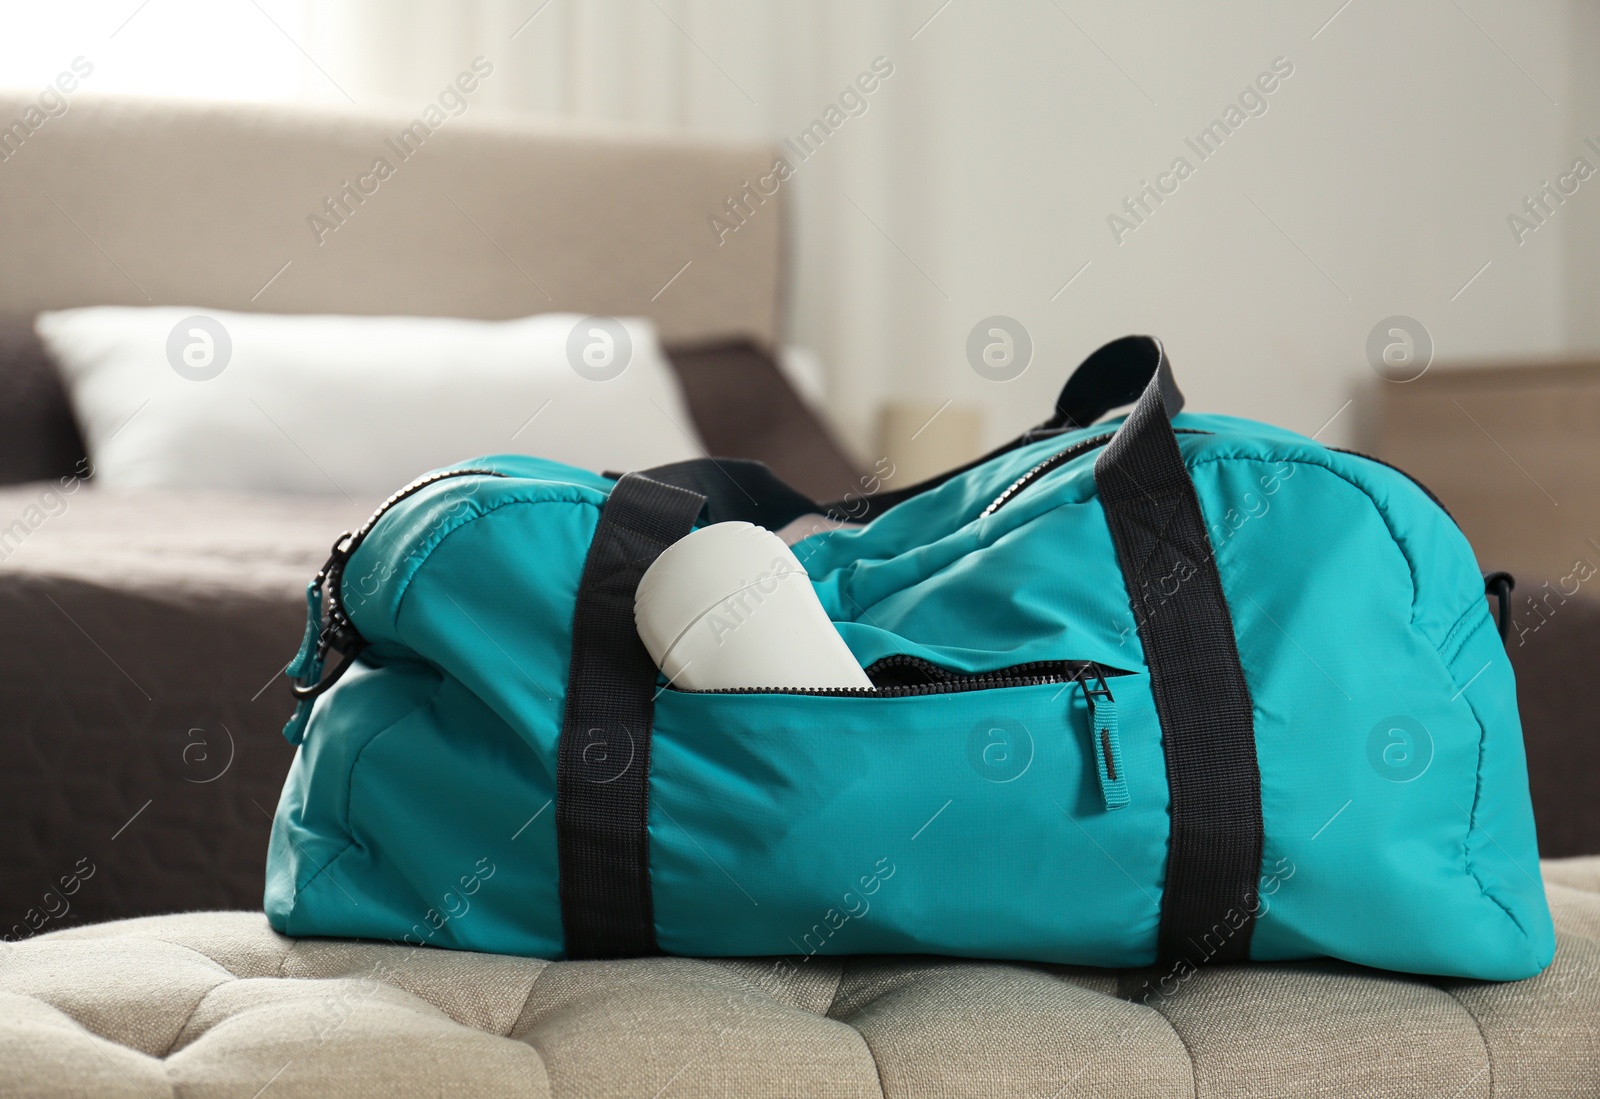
[678,656,1132,697]
[980,434,1456,531]
[980,429,1213,519]
[291,467,506,701]
[322,467,506,612]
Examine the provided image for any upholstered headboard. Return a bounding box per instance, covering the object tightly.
[0,93,783,345]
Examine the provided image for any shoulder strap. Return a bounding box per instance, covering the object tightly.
[556,471,705,959]
[1091,336,1263,967]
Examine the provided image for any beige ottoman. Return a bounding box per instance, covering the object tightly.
[4,859,1599,1097]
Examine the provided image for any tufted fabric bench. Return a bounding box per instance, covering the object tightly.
[3,859,1599,1097]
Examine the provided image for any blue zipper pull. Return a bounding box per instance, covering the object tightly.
[285,578,325,683]
[281,531,371,745]
[1083,668,1128,811]
[281,579,326,745]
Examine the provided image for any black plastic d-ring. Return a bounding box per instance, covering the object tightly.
[288,645,365,701]
[1484,571,1516,644]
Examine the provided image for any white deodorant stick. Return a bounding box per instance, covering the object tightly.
[634,521,872,691]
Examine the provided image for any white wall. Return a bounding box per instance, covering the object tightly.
[312,0,1578,454]
[1565,0,1600,352]
[7,0,1584,456]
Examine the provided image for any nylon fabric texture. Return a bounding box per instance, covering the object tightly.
[267,336,1555,981]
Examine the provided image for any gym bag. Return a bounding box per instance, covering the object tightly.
[267,334,1555,980]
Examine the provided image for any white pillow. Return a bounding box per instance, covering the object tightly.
[35,307,707,496]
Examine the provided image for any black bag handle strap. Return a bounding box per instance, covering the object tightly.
[556,471,705,959]
[822,335,1186,523]
[1092,336,1264,968]
[1046,333,1185,430]
[636,336,1187,531]
[639,457,820,530]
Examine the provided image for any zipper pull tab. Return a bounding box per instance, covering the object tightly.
[282,531,356,746]
[285,578,326,684]
[1082,668,1128,811]
[282,578,326,746]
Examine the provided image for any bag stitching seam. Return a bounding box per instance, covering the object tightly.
[1183,452,1421,625]
[1450,629,1536,949]
[1439,594,1490,663]
[360,490,603,634]
[846,496,1123,628]
[1159,452,1524,964]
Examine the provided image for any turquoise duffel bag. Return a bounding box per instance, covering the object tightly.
[267,335,1554,981]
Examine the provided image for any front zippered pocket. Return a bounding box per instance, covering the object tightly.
[670,656,1138,811]
[676,655,1133,697]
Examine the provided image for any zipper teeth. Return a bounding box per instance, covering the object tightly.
[683,679,1055,698]
[980,433,1115,519]
[323,467,507,645]
[980,428,1213,519]
[681,659,1130,697]
[981,433,1456,529]
[344,467,507,559]
[868,654,1093,682]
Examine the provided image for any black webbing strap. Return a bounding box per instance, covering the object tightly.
[641,457,819,530]
[1046,334,1184,430]
[556,471,705,959]
[816,335,1190,524]
[1091,337,1263,967]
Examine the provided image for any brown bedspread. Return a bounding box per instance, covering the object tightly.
[0,486,367,938]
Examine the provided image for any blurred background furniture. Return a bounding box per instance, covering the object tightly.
[1372,359,1600,594]
[14,1,1600,472]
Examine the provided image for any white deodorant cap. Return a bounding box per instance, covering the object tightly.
[634,521,872,691]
